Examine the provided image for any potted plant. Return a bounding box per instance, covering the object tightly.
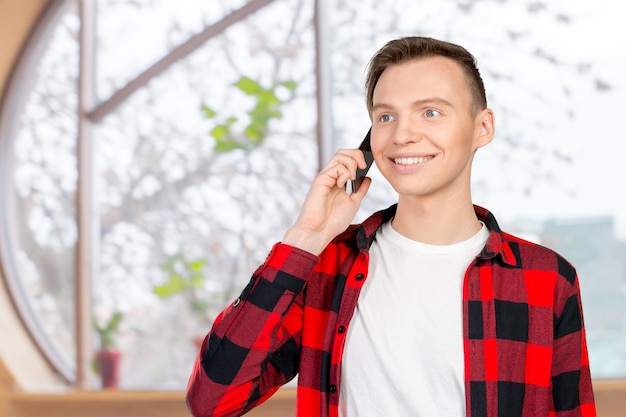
[93,311,124,389]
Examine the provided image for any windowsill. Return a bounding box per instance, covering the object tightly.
[3,388,296,417]
[2,380,626,417]
[593,379,626,417]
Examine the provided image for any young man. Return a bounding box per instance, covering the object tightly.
[186,36,596,417]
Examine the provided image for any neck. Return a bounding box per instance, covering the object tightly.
[391,194,481,245]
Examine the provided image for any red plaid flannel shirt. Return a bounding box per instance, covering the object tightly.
[186,204,596,417]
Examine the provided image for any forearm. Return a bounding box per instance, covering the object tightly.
[186,243,319,417]
[552,280,596,416]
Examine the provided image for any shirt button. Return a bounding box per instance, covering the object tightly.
[338,325,346,334]
[329,385,337,393]
[355,273,364,281]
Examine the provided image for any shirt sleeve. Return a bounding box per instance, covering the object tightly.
[186,243,320,417]
[551,264,597,416]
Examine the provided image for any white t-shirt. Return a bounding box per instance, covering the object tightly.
[339,221,489,417]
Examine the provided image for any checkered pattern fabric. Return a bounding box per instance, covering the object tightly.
[186,205,596,417]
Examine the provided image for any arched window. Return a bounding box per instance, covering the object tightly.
[1,0,319,389]
[1,0,624,391]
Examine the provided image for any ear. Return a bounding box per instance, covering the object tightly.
[474,108,495,149]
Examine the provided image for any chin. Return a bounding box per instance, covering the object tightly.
[391,183,436,199]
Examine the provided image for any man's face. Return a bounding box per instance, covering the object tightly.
[370,56,493,201]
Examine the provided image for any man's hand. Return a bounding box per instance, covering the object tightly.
[282,149,372,255]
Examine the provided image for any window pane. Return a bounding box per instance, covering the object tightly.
[93,0,316,389]
[0,3,80,381]
[328,0,626,378]
[95,0,250,101]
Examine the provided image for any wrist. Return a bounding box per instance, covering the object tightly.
[282,227,329,256]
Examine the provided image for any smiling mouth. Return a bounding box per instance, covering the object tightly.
[393,156,433,165]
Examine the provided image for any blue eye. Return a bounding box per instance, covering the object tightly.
[424,109,441,118]
[379,114,394,122]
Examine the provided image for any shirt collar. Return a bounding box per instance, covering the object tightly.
[355,204,518,267]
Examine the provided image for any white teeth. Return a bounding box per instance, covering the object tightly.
[394,156,431,165]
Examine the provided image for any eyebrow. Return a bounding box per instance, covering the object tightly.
[371,97,454,113]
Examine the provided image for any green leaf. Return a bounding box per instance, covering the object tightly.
[107,312,124,332]
[210,125,229,141]
[279,80,297,91]
[200,104,217,118]
[93,312,124,349]
[201,76,298,152]
[235,76,264,96]
[189,258,207,271]
[153,274,187,297]
[214,140,245,152]
[245,125,261,143]
[258,90,280,105]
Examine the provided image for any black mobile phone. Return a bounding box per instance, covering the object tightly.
[347,128,374,194]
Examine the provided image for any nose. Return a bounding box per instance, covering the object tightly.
[392,117,421,146]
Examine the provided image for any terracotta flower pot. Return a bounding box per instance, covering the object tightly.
[96,349,122,389]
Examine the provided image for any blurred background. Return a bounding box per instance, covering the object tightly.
[0,0,624,415]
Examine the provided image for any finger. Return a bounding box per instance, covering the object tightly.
[320,159,355,184]
[333,163,353,188]
[339,148,369,170]
[331,150,365,173]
